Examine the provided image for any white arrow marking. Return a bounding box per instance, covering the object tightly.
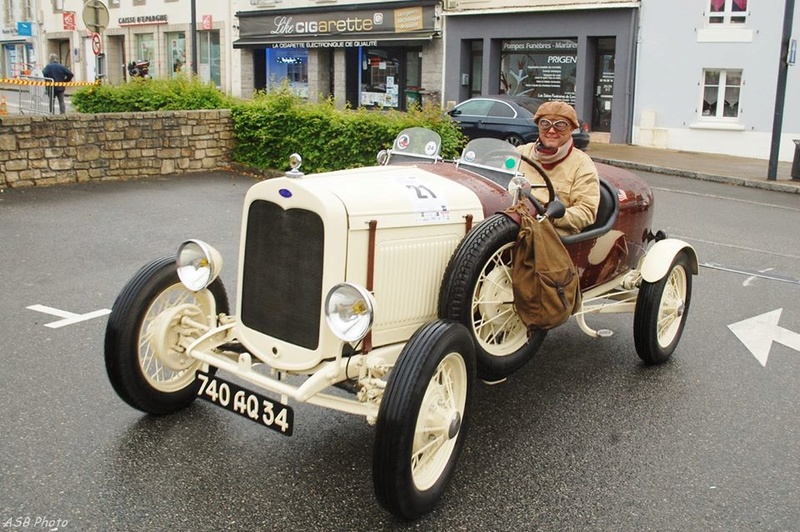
[728,308,800,367]
[27,304,111,329]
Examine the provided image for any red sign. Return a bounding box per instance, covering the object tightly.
[63,11,76,31]
[202,15,213,30]
[91,33,101,56]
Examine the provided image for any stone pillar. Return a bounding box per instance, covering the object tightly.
[333,48,347,109]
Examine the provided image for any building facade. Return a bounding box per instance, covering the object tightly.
[233,0,442,109]
[8,0,236,91]
[442,0,640,144]
[634,0,799,162]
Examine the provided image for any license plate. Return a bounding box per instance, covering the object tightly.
[196,372,293,436]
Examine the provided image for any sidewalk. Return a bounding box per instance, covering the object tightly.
[585,142,800,194]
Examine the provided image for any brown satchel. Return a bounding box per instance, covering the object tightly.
[507,203,582,331]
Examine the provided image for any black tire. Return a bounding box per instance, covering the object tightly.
[105,257,229,415]
[373,320,475,521]
[634,251,692,364]
[505,134,525,147]
[439,214,546,381]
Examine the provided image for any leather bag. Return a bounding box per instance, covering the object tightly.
[507,203,582,331]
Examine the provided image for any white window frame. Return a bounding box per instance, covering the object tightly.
[699,68,743,121]
[707,0,749,26]
[4,0,14,26]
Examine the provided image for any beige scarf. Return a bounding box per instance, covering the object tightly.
[532,138,574,170]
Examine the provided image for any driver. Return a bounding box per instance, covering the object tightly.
[517,101,600,235]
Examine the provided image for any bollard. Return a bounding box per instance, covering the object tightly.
[793,140,800,180]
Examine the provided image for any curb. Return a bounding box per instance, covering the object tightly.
[592,157,800,195]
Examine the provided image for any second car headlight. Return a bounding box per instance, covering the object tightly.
[176,239,223,291]
[325,283,375,343]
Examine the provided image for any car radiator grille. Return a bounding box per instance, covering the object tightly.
[241,200,324,350]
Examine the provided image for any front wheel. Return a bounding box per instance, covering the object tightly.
[104,257,229,415]
[373,320,475,520]
[633,251,693,364]
[439,214,546,381]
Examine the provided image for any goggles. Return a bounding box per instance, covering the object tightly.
[538,119,572,132]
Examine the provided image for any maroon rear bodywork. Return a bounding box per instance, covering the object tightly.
[426,161,654,291]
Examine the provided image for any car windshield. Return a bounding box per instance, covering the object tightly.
[387,127,442,163]
[457,138,521,176]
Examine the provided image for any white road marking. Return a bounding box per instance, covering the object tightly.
[744,267,774,287]
[728,309,800,367]
[651,187,800,213]
[27,304,111,329]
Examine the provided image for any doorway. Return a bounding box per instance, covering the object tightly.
[592,37,615,133]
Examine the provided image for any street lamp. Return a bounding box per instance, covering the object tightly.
[768,0,796,180]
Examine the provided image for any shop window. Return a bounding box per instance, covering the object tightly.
[708,0,748,25]
[701,69,742,119]
[265,48,308,98]
[135,33,154,62]
[499,38,578,103]
[166,32,186,76]
[198,30,221,87]
[360,48,401,108]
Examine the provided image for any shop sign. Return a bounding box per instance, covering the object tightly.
[239,4,435,42]
[63,11,77,31]
[118,14,168,26]
[17,22,33,37]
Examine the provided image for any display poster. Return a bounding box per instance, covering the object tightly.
[500,39,578,104]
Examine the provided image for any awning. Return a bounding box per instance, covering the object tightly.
[233,32,436,49]
[0,38,30,46]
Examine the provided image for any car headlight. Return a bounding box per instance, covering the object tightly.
[176,239,223,291]
[325,283,375,343]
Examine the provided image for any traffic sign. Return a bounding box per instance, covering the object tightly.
[82,0,110,34]
[91,33,101,56]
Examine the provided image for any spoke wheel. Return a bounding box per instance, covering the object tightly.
[373,321,475,520]
[634,251,692,364]
[440,214,546,381]
[105,257,229,415]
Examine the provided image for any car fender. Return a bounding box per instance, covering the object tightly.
[640,239,699,283]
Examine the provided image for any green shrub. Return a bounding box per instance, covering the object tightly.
[230,87,466,173]
[71,76,232,113]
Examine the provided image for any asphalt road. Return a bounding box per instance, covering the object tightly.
[1,170,798,531]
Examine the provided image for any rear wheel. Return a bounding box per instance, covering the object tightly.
[633,251,692,364]
[105,257,229,415]
[373,320,475,520]
[439,214,546,381]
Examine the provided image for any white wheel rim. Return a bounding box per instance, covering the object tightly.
[139,284,214,392]
[471,242,527,356]
[411,352,468,491]
[656,265,687,348]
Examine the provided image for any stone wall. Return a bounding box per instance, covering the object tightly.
[0,110,234,188]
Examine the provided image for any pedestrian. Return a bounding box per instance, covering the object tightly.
[516,101,600,235]
[42,53,73,114]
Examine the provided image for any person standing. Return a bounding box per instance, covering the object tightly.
[42,53,73,114]
[516,101,600,235]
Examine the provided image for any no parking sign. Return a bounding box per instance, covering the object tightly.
[91,33,101,56]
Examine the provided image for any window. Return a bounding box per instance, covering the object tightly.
[701,69,742,118]
[500,38,578,103]
[135,33,154,62]
[4,0,13,25]
[708,0,748,25]
[22,0,33,20]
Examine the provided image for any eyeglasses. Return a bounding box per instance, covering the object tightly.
[538,119,571,132]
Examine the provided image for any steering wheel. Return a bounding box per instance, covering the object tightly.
[519,153,565,219]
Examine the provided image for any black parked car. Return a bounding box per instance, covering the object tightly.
[448,95,590,149]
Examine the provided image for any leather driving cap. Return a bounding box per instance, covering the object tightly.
[534,101,579,129]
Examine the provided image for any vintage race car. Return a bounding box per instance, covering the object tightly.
[104,127,698,520]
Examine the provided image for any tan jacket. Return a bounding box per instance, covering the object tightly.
[517,143,600,235]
